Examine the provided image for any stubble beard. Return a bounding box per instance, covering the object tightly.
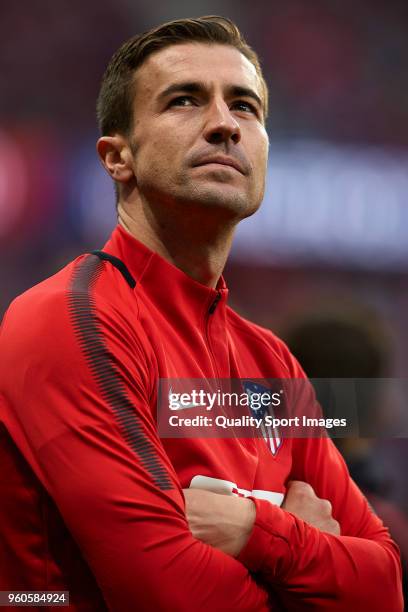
[169,169,262,223]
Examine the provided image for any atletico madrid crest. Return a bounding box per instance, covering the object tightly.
[242,380,283,456]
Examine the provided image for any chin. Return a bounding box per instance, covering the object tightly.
[191,188,259,220]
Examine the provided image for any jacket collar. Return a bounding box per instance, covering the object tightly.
[102,225,229,326]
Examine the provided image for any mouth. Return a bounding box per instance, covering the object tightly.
[193,156,245,175]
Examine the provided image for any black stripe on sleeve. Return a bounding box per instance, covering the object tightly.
[68,254,173,491]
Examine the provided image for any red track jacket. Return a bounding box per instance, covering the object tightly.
[0,225,403,610]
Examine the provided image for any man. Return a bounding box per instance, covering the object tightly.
[0,16,403,611]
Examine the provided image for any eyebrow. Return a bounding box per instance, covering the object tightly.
[157,80,264,112]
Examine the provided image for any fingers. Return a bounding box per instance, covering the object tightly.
[286,480,316,498]
[283,480,341,535]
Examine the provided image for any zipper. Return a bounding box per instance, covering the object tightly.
[208,290,221,314]
[205,290,223,386]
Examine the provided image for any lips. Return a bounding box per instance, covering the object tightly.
[193,155,245,174]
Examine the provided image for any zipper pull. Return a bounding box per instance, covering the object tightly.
[208,291,222,314]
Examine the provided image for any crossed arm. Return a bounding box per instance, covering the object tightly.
[1,293,403,611]
[184,438,403,611]
[183,479,340,559]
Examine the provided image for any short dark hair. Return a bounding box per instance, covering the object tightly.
[96,15,268,137]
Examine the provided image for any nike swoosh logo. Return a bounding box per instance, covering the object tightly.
[168,388,206,411]
[169,402,205,411]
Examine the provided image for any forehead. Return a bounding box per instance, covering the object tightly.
[135,42,262,98]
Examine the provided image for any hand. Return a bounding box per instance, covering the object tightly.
[183,488,256,557]
[282,480,340,535]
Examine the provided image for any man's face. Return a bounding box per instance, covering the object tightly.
[127,42,269,220]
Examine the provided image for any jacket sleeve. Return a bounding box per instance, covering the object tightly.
[0,281,270,612]
[237,346,403,611]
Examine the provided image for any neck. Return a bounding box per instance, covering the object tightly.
[117,197,236,289]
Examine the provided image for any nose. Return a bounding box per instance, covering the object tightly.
[203,99,241,145]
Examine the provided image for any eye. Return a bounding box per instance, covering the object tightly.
[232,100,258,115]
[168,95,195,107]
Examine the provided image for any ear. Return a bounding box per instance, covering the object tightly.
[96,135,134,184]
